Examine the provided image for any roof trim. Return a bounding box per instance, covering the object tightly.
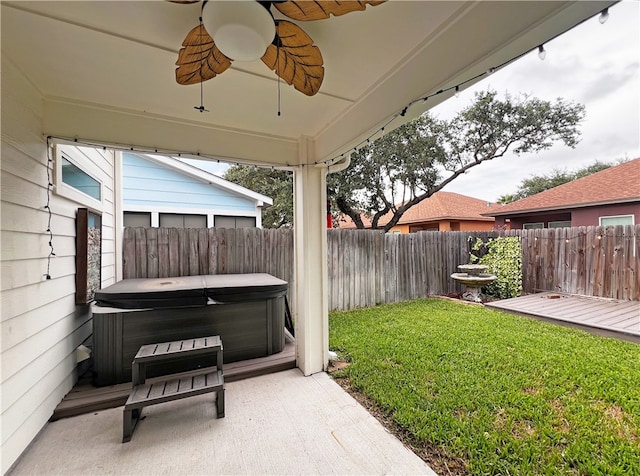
[399,216,496,224]
[141,154,273,207]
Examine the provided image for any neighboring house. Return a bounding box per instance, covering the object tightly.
[484,158,640,229]
[339,191,496,233]
[123,153,272,229]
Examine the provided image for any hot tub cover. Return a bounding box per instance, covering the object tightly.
[94,274,288,309]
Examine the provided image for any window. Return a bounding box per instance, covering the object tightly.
[549,221,572,229]
[523,222,544,230]
[159,213,207,228]
[55,144,103,208]
[61,157,101,200]
[124,212,151,228]
[599,215,634,226]
[214,215,256,228]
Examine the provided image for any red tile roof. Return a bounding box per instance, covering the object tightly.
[485,158,640,217]
[338,191,496,228]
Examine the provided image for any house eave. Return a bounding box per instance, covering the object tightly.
[140,153,274,207]
[483,197,640,217]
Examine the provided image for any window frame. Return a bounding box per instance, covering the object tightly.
[159,212,208,229]
[213,215,257,229]
[54,143,104,210]
[123,211,152,228]
[523,222,544,230]
[548,220,572,229]
[599,214,634,226]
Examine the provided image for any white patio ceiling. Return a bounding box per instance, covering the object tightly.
[2,1,613,166]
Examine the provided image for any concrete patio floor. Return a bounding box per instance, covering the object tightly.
[9,369,436,475]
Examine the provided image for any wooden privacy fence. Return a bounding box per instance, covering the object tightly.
[518,225,639,301]
[328,229,470,310]
[122,225,640,312]
[328,226,639,309]
[122,226,295,310]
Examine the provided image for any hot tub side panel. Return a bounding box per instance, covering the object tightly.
[92,297,285,386]
[266,295,285,355]
[93,311,125,385]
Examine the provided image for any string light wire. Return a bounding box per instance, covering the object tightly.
[46,135,293,170]
[319,6,614,167]
[47,6,614,173]
[525,229,634,241]
[44,137,55,279]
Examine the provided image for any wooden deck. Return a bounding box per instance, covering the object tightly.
[486,293,639,343]
[52,336,296,421]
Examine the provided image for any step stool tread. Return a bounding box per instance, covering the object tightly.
[134,336,222,363]
[126,370,223,409]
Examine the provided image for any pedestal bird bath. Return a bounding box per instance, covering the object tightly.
[451,264,497,303]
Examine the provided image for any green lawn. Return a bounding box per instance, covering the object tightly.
[329,298,640,476]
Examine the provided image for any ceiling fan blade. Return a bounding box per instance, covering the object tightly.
[175,24,232,86]
[273,0,385,21]
[261,20,324,96]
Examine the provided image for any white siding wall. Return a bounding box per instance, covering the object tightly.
[1,58,116,473]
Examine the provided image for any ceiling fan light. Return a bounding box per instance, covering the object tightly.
[203,1,275,62]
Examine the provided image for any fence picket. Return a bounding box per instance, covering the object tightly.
[134,227,147,279]
[157,228,170,278]
[123,227,136,279]
[146,227,158,279]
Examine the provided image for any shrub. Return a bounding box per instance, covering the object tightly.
[469,236,522,299]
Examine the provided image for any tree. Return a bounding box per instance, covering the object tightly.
[224,166,293,228]
[496,160,616,204]
[328,90,585,232]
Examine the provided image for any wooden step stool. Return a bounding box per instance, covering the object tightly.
[123,336,225,443]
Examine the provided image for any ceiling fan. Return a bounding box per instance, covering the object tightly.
[173,1,384,96]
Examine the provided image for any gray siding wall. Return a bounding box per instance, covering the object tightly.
[1,58,116,472]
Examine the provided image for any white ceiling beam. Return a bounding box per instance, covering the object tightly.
[43,97,300,166]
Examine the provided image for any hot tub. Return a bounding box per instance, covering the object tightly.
[91,273,287,386]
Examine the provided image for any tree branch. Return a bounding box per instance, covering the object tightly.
[335,196,365,229]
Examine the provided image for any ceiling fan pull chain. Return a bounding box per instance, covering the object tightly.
[194,12,209,113]
[194,79,209,113]
[277,37,281,117]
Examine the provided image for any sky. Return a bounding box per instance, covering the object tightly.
[437,0,640,201]
[185,1,639,203]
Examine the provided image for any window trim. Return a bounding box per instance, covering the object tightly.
[548,220,572,229]
[54,142,104,210]
[599,214,635,226]
[123,211,152,228]
[159,212,208,229]
[213,214,257,229]
[523,222,544,230]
